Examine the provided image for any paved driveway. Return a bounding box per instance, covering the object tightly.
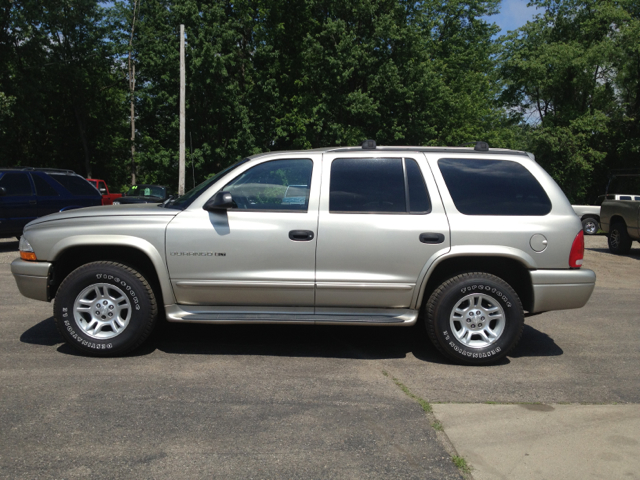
[1,235,638,479]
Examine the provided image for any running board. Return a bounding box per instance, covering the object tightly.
[165,305,418,326]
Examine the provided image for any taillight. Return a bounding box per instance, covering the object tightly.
[569,230,584,268]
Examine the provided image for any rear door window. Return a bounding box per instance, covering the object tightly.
[438,158,551,216]
[329,157,431,214]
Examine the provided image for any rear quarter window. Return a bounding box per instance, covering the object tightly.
[438,158,551,216]
[50,174,100,196]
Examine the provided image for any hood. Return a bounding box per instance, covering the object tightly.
[26,203,179,227]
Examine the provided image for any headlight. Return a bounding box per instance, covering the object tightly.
[113,201,120,205]
[19,236,37,261]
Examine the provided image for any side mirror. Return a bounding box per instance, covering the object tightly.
[203,191,237,211]
[0,187,6,196]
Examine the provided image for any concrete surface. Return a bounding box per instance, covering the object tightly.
[432,403,640,480]
[1,234,639,479]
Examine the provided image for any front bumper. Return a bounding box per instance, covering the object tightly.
[530,269,596,313]
[11,259,52,302]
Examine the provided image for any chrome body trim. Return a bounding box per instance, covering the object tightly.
[165,304,418,326]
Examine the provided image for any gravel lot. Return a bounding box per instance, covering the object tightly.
[1,235,638,479]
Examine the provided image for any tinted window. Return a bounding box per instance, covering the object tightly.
[32,174,59,196]
[438,158,551,215]
[406,159,431,213]
[620,196,632,200]
[0,172,33,196]
[224,159,313,211]
[50,174,100,196]
[330,158,406,213]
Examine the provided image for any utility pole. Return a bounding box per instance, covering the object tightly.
[179,24,186,195]
[128,0,139,186]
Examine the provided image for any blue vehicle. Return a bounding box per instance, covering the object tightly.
[0,168,102,238]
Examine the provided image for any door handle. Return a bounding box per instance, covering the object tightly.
[289,230,314,241]
[419,232,445,244]
[29,200,37,205]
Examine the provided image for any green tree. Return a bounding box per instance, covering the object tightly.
[0,0,129,183]
[499,0,638,202]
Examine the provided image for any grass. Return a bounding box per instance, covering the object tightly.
[452,455,473,474]
[382,370,432,413]
[382,370,473,476]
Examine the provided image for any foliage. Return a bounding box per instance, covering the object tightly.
[500,0,640,202]
[1,0,639,200]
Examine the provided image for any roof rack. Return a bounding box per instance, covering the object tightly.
[4,167,77,174]
[457,141,489,151]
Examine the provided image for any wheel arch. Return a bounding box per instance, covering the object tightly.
[580,214,600,222]
[49,236,175,305]
[415,253,534,313]
[609,215,626,227]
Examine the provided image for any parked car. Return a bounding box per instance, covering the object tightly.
[11,142,595,365]
[571,205,601,235]
[86,179,123,205]
[0,168,102,238]
[600,198,640,254]
[114,184,170,204]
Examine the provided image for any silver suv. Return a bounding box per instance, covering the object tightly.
[11,142,595,365]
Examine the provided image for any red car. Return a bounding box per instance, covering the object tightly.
[86,179,123,205]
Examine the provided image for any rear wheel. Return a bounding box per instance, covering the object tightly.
[581,217,599,235]
[54,261,158,356]
[426,272,524,365]
[608,222,632,255]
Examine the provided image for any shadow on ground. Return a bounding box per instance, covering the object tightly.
[0,239,18,253]
[20,316,563,364]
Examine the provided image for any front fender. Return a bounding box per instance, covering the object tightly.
[50,235,176,305]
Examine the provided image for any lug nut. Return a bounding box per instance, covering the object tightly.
[103,301,108,306]
[478,323,483,327]
[96,303,101,308]
[109,305,114,310]
[471,324,476,328]
[466,319,471,323]
[469,312,474,316]
[95,311,100,315]
[108,312,113,317]
[101,315,106,319]
[481,316,485,321]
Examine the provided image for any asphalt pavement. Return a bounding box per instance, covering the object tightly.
[1,235,639,479]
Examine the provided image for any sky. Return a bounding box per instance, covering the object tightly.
[486,0,540,34]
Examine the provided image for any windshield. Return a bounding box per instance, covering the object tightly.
[127,185,166,198]
[163,158,249,210]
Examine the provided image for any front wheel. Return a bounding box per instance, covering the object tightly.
[54,261,158,356]
[425,273,524,365]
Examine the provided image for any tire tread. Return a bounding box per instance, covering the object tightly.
[54,261,158,356]
[425,272,524,365]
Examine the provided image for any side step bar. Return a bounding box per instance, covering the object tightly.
[165,305,419,326]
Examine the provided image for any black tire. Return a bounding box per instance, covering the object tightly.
[53,261,158,356]
[581,217,599,235]
[425,272,524,366]
[608,222,632,255]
